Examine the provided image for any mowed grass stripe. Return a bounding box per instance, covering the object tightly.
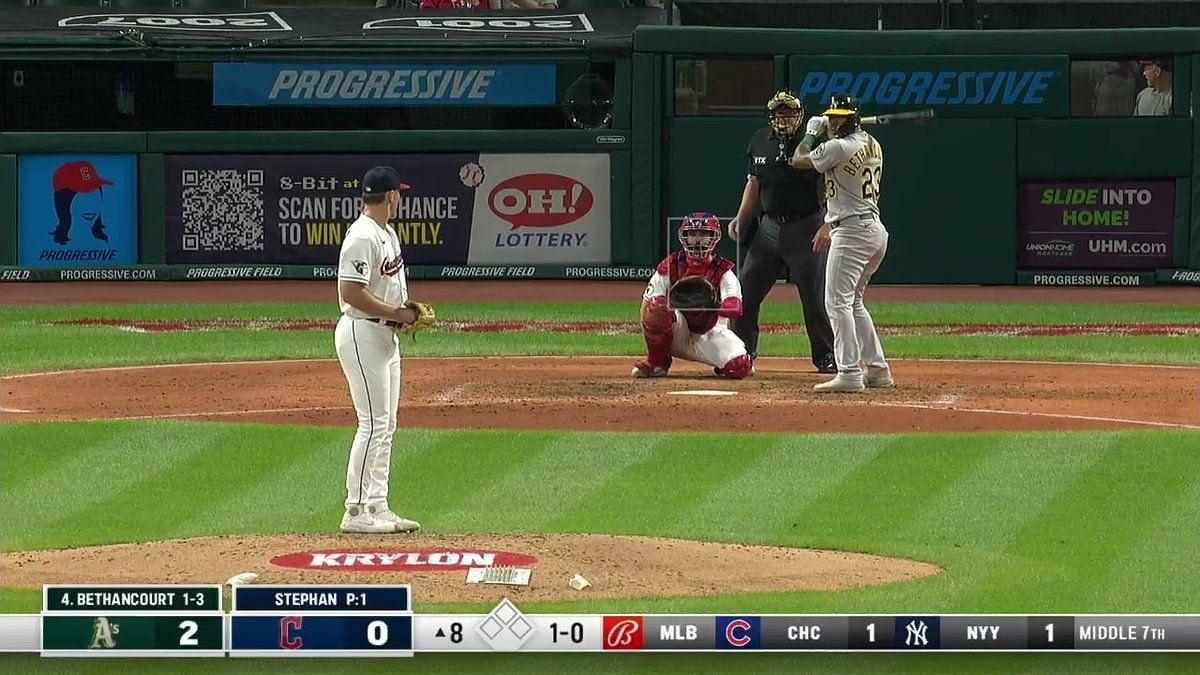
[793,435,999,556]
[165,428,412,538]
[0,423,130,493]
[953,432,1200,612]
[1088,432,1200,610]
[393,430,561,530]
[426,433,657,532]
[543,434,781,539]
[2,422,236,550]
[675,435,892,545]
[898,434,1110,610]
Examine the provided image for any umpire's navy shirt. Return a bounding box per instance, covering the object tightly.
[746,127,822,218]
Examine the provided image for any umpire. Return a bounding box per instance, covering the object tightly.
[728,90,835,373]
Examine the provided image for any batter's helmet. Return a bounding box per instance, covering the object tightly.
[767,90,804,137]
[823,93,861,137]
[678,212,721,260]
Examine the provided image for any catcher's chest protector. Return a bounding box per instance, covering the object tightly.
[668,252,734,334]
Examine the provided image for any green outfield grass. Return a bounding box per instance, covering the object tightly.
[1,300,1198,373]
[4,423,1199,616]
[2,297,1199,672]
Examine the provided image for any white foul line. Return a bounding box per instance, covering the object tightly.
[78,405,352,423]
[873,401,1200,431]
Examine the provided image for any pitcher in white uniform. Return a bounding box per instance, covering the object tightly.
[334,166,423,533]
[791,94,894,393]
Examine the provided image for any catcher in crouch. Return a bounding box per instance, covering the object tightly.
[632,211,753,379]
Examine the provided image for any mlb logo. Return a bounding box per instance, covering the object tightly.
[715,616,760,649]
[602,616,643,650]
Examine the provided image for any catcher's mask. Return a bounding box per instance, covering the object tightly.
[823,92,861,137]
[767,91,804,137]
[678,211,721,260]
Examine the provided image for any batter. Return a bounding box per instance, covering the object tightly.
[791,94,894,393]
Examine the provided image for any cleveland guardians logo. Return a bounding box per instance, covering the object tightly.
[602,616,643,650]
[279,616,303,650]
[50,160,113,246]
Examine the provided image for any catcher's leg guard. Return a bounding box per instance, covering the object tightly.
[716,353,753,379]
[639,298,674,369]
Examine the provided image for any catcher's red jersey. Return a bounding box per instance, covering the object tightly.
[647,252,739,334]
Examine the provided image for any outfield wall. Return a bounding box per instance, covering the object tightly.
[0,24,1197,284]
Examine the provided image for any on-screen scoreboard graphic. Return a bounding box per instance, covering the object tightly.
[1,585,1199,655]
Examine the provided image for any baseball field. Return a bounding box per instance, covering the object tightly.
[1,279,1198,673]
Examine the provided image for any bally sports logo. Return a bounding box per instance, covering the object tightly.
[603,616,644,650]
[271,549,537,572]
[489,174,594,230]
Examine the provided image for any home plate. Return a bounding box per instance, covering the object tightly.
[669,390,738,397]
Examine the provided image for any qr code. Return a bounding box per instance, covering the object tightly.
[180,169,265,252]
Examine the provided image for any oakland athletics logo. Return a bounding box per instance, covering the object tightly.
[89,617,120,649]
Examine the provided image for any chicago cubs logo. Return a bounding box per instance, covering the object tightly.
[280,616,303,650]
[716,616,760,649]
[726,619,751,647]
[602,616,643,650]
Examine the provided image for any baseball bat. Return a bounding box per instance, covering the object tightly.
[860,109,936,125]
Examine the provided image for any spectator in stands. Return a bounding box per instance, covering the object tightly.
[1092,61,1139,117]
[506,0,558,7]
[1134,58,1173,116]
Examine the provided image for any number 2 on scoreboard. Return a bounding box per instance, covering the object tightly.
[179,620,199,646]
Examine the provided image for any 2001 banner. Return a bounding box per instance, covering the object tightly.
[1018,180,1174,270]
[164,153,611,266]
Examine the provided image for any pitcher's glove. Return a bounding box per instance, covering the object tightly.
[398,300,436,339]
[668,276,717,310]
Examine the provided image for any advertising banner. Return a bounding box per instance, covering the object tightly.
[213,63,557,107]
[790,56,1069,117]
[18,154,139,267]
[1018,180,1174,270]
[164,153,611,266]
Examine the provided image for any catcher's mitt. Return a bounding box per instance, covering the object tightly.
[668,275,717,310]
[398,299,436,339]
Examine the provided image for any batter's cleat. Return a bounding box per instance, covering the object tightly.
[631,361,670,378]
[368,505,421,533]
[814,375,866,393]
[340,507,396,534]
[866,366,894,388]
[816,354,838,374]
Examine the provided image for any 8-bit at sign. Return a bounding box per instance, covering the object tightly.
[489,174,594,229]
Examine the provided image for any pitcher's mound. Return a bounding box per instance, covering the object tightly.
[2,533,938,603]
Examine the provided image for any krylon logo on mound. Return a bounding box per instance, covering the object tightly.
[467,154,612,265]
[271,549,538,572]
[58,12,292,32]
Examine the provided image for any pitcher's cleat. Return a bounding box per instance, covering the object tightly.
[340,506,396,534]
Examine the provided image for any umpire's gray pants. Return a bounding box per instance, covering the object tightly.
[732,212,835,367]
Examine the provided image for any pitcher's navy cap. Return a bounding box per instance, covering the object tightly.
[362,166,410,194]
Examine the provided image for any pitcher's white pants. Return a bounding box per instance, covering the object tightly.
[669,312,747,368]
[824,219,889,379]
[334,316,401,510]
